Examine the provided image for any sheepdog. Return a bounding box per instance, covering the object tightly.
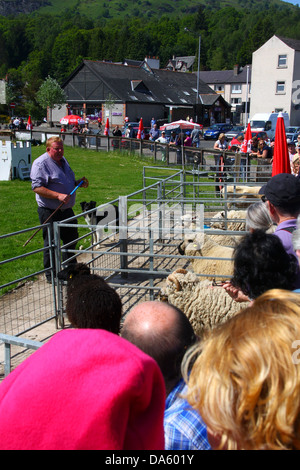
[80,201,119,245]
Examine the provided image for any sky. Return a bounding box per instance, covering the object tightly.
[282,0,299,5]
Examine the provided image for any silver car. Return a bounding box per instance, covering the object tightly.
[286,126,300,143]
[225,125,245,140]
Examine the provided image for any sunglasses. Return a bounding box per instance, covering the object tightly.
[261,195,267,202]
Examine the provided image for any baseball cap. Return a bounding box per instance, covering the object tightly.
[259,173,300,206]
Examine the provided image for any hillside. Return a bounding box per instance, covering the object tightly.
[0,0,296,20]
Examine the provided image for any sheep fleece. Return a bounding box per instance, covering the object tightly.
[162,272,248,335]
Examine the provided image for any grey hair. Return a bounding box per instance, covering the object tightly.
[293,215,300,251]
[246,202,274,233]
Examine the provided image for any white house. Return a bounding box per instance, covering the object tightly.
[250,35,300,126]
[199,65,251,125]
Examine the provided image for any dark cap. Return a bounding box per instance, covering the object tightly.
[259,173,300,206]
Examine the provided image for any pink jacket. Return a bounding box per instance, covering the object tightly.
[0,329,165,450]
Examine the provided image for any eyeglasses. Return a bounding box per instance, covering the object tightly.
[261,195,267,203]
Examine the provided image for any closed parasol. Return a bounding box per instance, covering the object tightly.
[137,118,145,139]
[272,112,291,176]
[104,118,110,136]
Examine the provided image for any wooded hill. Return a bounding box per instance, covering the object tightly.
[1,0,300,119]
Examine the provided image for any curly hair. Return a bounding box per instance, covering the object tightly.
[61,264,122,334]
[183,289,300,450]
[230,230,298,299]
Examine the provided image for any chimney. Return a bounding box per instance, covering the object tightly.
[233,64,239,76]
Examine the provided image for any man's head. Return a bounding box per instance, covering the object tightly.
[259,173,300,219]
[46,136,64,164]
[121,301,197,393]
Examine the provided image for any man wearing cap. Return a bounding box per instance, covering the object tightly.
[155,131,168,162]
[259,173,300,288]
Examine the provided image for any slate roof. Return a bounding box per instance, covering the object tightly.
[276,36,300,52]
[199,66,252,85]
[63,60,225,107]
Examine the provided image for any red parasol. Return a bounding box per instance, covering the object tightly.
[272,112,291,176]
[160,120,203,131]
[137,118,145,139]
[60,114,85,125]
[26,115,33,130]
[240,122,252,153]
[104,118,109,136]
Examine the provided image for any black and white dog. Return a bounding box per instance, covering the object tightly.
[80,201,119,245]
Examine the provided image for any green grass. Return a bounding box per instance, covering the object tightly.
[0,146,156,286]
[0,144,217,289]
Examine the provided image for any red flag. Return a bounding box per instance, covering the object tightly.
[137,118,145,139]
[104,118,109,136]
[272,112,290,176]
[240,122,252,153]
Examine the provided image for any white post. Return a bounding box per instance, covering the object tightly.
[245,65,249,128]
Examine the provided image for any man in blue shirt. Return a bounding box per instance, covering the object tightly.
[121,301,211,450]
[30,136,88,282]
[259,173,300,289]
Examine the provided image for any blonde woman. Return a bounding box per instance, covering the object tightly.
[183,289,300,450]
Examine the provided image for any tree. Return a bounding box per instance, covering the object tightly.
[36,76,66,126]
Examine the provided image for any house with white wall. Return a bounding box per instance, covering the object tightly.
[200,65,251,125]
[250,35,300,126]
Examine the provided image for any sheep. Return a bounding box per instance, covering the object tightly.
[221,185,262,208]
[57,263,122,333]
[159,268,248,335]
[178,232,234,280]
[209,209,247,232]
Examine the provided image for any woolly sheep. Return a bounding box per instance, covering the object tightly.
[159,268,248,335]
[178,232,234,280]
[221,185,262,208]
[209,209,247,232]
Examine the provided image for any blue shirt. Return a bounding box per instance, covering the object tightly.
[275,219,300,289]
[164,379,211,450]
[30,152,76,210]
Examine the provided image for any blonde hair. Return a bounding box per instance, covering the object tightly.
[46,136,63,148]
[183,289,300,450]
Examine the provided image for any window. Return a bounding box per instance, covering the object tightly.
[278,55,287,67]
[231,84,242,94]
[276,81,286,94]
[231,97,242,104]
[214,84,224,92]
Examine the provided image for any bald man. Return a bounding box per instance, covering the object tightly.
[121,301,211,451]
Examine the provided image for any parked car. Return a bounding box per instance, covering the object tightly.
[285,126,300,143]
[251,131,269,141]
[225,125,245,140]
[203,123,233,140]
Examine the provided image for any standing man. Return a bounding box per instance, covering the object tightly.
[191,126,201,148]
[155,130,168,162]
[30,136,89,282]
[259,173,300,289]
